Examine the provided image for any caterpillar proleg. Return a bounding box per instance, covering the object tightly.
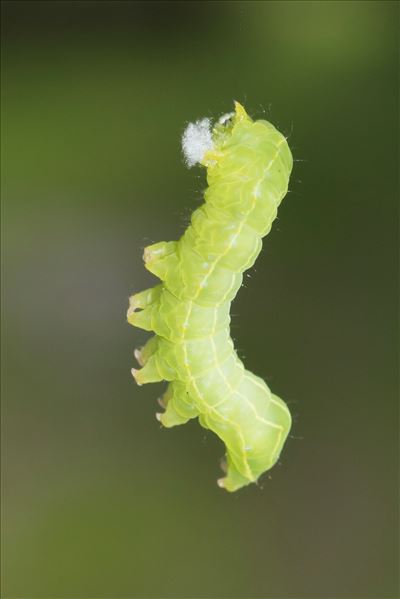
[128,102,293,491]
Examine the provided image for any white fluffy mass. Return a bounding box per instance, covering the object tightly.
[181,118,214,168]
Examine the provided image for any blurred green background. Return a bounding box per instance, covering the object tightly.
[1,1,398,597]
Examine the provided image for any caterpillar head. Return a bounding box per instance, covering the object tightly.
[181,102,251,168]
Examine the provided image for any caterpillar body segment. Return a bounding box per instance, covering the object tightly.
[128,102,293,491]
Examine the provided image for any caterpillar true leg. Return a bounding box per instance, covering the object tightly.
[134,335,159,367]
[131,354,163,386]
[127,285,162,331]
[144,241,179,281]
[128,284,162,311]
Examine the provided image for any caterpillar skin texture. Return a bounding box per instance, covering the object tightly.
[128,102,293,491]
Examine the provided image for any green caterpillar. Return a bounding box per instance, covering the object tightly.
[128,102,293,491]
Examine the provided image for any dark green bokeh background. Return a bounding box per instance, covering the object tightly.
[1,1,398,597]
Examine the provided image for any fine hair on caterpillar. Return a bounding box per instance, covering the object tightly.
[127,101,293,492]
